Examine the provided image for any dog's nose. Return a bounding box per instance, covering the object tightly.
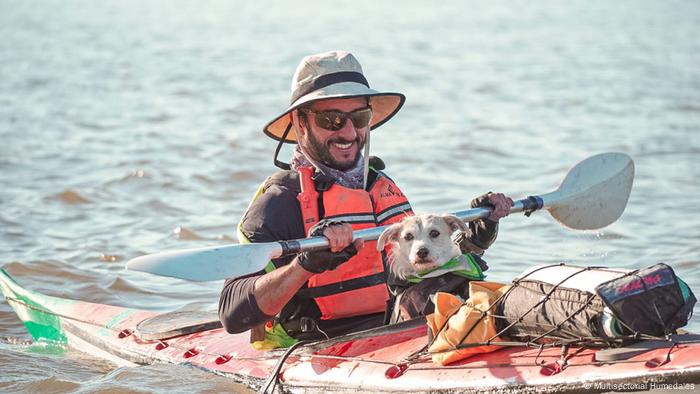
[416,247,429,259]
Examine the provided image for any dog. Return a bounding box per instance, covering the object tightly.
[377,214,475,322]
[377,214,468,280]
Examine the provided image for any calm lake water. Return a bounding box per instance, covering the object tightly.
[1,0,699,392]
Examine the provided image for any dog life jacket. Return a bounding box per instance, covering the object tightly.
[296,166,412,320]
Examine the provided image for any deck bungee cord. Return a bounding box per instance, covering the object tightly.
[424,262,697,368]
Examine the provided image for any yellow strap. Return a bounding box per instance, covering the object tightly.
[251,322,298,350]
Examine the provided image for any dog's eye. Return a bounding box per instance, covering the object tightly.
[429,230,440,238]
[403,233,414,241]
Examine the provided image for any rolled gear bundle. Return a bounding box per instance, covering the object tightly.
[495,279,610,342]
[427,281,510,365]
[495,263,696,344]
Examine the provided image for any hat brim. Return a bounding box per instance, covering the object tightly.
[263,81,405,143]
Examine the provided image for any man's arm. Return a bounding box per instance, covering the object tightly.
[218,257,315,334]
[465,219,499,254]
[219,274,271,334]
[252,257,314,316]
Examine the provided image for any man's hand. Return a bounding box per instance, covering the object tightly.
[471,192,514,222]
[297,220,364,274]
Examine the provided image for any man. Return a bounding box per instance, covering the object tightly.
[218,51,512,345]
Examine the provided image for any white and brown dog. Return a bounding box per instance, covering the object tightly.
[377,214,468,280]
[377,214,477,322]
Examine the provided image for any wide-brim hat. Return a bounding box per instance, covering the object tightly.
[263,51,406,143]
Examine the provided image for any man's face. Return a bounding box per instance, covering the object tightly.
[297,97,369,171]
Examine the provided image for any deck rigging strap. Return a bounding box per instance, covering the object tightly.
[426,263,692,361]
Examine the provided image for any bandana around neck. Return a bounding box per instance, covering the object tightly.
[289,145,365,189]
[405,254,485,284]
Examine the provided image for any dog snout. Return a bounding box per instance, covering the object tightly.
[416,247,430,259]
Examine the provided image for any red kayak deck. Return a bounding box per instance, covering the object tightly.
[2,268,699,392]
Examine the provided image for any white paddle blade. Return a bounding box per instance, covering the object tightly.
[126,242,281,281]
[546,152,634,230]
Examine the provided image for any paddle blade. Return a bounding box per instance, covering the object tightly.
[126,242,280,281]
[545,152,634,230]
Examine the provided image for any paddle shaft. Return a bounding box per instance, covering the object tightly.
[269,195,546,259]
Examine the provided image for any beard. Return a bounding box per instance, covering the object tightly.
[303,131,365,171]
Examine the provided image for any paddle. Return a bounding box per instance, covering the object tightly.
[126,152,634,281]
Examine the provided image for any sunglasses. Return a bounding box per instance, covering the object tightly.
[301,107,373,131]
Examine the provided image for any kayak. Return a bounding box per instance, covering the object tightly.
[2,267,699,393]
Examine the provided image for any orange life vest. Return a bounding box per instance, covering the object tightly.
[297,167,412,320]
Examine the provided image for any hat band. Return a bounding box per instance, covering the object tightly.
[290,71,369,104]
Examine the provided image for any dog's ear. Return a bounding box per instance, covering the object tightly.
[442,214,468,233]
[376,223,402,251]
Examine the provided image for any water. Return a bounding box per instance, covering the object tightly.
[1,0,699,392]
